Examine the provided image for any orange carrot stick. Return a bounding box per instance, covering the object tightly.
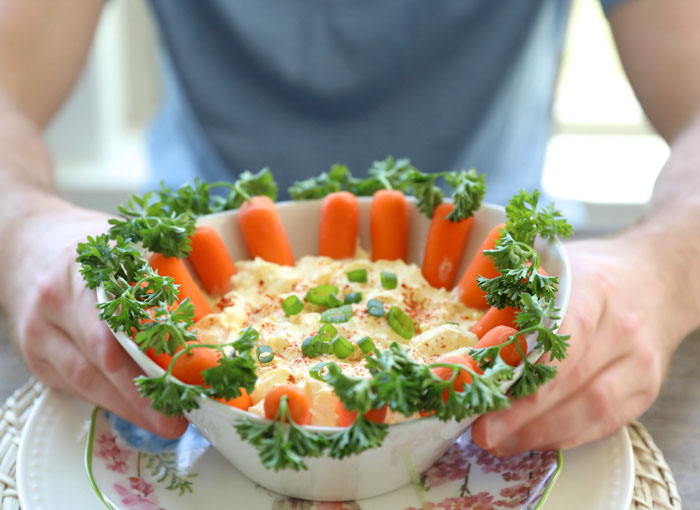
[217,389,252,411]
[432,355,478,389]
[474,325,527,367]
[455,223,504,309]
[188,225,237,296]
[419,353,481,416]
[370,189,409,262]
[422,202,474,289]
[149,253,212,322]
[470,306,519,339]
[336,402,388,427]
[147,343,220,386]
[238,196,294,266]
[319,191,359,259]
[431,355,482,403]
[264,384,311,425]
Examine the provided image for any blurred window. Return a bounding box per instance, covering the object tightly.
[543,0,669,232]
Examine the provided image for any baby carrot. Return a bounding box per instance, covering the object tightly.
[422,202,474,289]
[319,191,359,259]
[147,343,220,386]
[217,389,253,411]
[370,189,409,262]
[264,384,311,425]
[427,355,482,407]
[470,306,519,339]
[238,196,294,266]
[474,325,527,367]
[149,253,211,322]
[433,355,481,389]
[455,223,504,309]
[188,225,237,296]
[336,402,388,427]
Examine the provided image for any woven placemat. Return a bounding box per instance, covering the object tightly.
[0,378,683,510]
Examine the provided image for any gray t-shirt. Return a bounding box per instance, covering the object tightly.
[146,0,624,204]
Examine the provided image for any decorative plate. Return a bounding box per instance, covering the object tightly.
[85,409,561,510]
[17,389,634,510]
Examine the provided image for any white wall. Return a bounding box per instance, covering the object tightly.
[46,0,160,213]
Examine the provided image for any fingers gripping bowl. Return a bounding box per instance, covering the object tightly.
[85,164,570,500]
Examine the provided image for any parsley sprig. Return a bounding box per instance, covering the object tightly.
[289,157,486,222]
[477,233,559,309]
[474,189,573,398]
[478,190,572,311]
[235,396,330,471]
[327,416,388,459]
[154,170,278,216]
[235,340,515,471]
[77,172,273,420]
[76,235,145,287]
[132,300,198,355]
[107,192,196,259]
[469,293,568,399]
[313,343,511,422]
[135,328,260,417]
[108,169,277,258]
[288,164,350,200]
[77,234,194,353]
[505,189,573,244]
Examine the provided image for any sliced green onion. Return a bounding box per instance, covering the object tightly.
[387,306,415,339]
[367,299,384,317]
[305,285,340,306]
[318,324,338,340]
[380,271,398,290]
[347,269,368,283]
[302,336,320,357]
[320,304,354,323]
[256,345,274,363]
[332,336,354,359]
[357,336,376,354]
[319,338,333,354]
[343,292,362,304]
[311,334,333,355]
[326,293,343,308]
[309,361,331,381]
[282,295,304,315]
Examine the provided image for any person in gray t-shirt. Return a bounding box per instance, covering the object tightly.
[1,1,699,457]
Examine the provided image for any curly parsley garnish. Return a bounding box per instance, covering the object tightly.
[135,328,259,417]
[473,189,573,398]
[108,169,277,258]
[289,156,486,222]
[77,166,572,473]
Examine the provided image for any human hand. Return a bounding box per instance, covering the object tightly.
[4,204,187,438]
[471,235,683,455]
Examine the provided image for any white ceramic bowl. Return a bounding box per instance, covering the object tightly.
[99,198,571,501]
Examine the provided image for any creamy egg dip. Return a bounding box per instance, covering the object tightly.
[195,251,482,426]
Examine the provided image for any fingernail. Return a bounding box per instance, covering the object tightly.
[485,418,508,449]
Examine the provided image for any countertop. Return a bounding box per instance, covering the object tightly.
[1,313,698,507]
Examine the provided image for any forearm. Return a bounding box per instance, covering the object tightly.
[620,111,700,338]
[0,91,85,316]
[0,0,102,126]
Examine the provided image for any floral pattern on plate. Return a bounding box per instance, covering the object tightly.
[406,433,560,510]
[86,408,561,510]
